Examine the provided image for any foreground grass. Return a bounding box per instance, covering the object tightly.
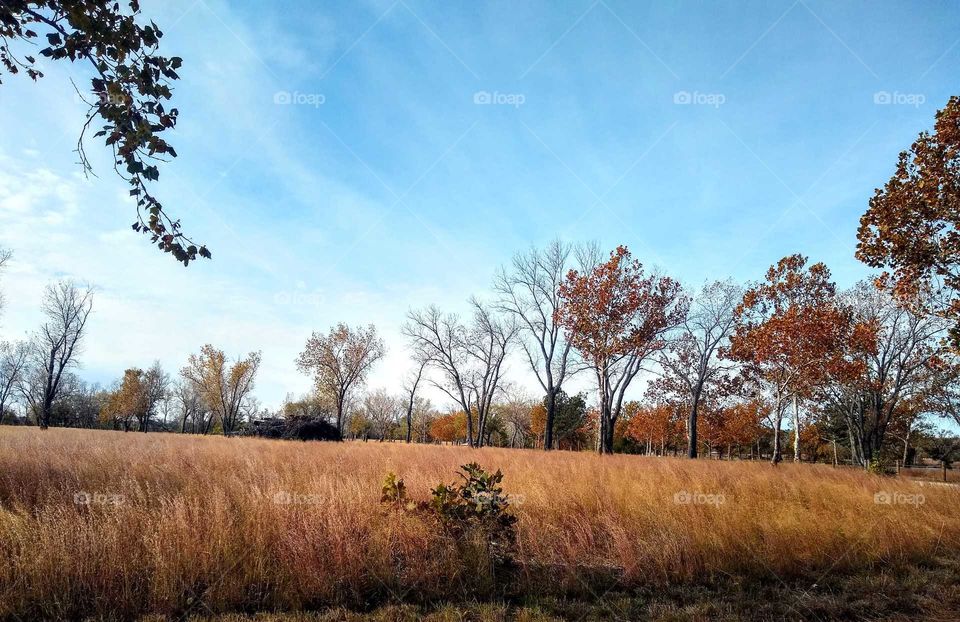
[1,428,958,620]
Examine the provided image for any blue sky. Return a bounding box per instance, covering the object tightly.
[0,0,958,411]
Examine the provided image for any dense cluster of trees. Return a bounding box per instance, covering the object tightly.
[1,96,959,469]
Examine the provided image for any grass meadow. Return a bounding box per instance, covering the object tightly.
[1,427,959,621]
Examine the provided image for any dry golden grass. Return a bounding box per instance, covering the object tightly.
[0,427,958,620]
[900,465,960,483]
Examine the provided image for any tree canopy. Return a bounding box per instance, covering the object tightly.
[857,96,960,346]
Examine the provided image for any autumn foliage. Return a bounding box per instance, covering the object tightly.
[623,402,683,454]
[727,254,852,462]
[556,245,687,453]
[857,95,960,346]
[429,411,468,443]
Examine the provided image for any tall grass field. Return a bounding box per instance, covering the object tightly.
[1,428,958,620]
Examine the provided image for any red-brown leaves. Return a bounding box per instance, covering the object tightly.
[623,402,684,447]
[555,246,687,367]
[856,96,960,345]
[729,254,851,397]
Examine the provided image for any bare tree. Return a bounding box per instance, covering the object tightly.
[137,360,170,432]
[409,396,435,443]
[157,391,175,430]
[404,300,517,447]
[172,379,209,434]
[659,279,742,458]
[295,323,385,436]
[493,239,577,450]
[401,359,427,443]
[404,305,470,439]
[847,283,947,466]
[363,388,400,441]
[31,281,94,429]
[495,386,535,448]
[0,341,28,424]
[466,299,518,446]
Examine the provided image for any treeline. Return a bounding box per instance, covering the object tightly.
[1,243,957,471]
[1,97,959,471]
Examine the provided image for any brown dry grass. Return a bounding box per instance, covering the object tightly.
[899,465,960,483]
[0,427,958,620]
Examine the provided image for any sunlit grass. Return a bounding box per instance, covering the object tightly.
[0,427,957,620]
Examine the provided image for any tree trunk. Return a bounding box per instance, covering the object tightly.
[405,406,413,444]
[771,398,783,465]
[792,394,801,463]
[466,408,475,448]
[40,395,54,430]
[687,389,700,458]
[901,421,912,466]
[605,402,617,454]
[598,402,614,455]
[544,390,556,451]
[336,401,344,440]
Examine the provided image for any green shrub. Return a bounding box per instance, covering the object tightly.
[381,463,519,595]
[380,471,408,505]
[430,463,517,559]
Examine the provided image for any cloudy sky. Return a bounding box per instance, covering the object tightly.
[0,0,958,410]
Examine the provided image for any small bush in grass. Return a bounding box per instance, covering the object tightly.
[381,463,519,595]
[430,463,517,566]
[380,472,414,510]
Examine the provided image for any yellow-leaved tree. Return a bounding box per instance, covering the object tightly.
[181,345,260,435]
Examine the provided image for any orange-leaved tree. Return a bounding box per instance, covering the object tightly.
[721,399,769,459]
[727,255,850,464]
[556,245,687,454]
[623,401,683,455]
[100,362,168,432]
[856,96,960,347]
[100,368,148,432]
[430,411,468,444]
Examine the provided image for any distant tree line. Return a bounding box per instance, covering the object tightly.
[1,97,959,469]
